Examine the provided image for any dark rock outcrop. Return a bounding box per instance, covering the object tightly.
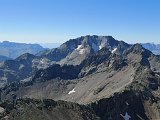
[90,91,149,120]
[0,98,100,120]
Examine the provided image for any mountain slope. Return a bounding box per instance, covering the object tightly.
[2,43,160,119]
[0,36,160,119]
[1,43,160,102]
[0,53,53,87]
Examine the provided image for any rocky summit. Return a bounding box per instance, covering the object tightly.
[0,35,160,120]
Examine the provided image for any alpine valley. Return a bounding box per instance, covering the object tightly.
[0,35,160,120]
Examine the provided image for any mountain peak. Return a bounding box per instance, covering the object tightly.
[126,43,145,55]
[16,53,37,61]
[41,35,130,65]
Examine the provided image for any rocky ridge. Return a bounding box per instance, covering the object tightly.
[0,36,160,119]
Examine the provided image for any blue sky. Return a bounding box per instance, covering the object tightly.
[0,0,160,44]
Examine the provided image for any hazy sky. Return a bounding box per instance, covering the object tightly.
[0,0,160,44]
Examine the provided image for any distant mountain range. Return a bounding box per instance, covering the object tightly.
[0,40,159,62]
[0,36,160,120]
[0,55,11,61]
[0,41,48,60]
[142,43,160,55]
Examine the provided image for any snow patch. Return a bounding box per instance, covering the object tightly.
[68,88,75,94]
[120,112,131,120]
[99,45,103,50]
[76,45,82,50]
[79,49,86,54]
[99,39,112,51]
[0,107,4,113]
[111,48,117,53]
[19,64,24,70]
[76,45,86,54]
[40,60,45,64]
[99,43,106,50]
[155,74,160,77]
[125,102,129,106]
